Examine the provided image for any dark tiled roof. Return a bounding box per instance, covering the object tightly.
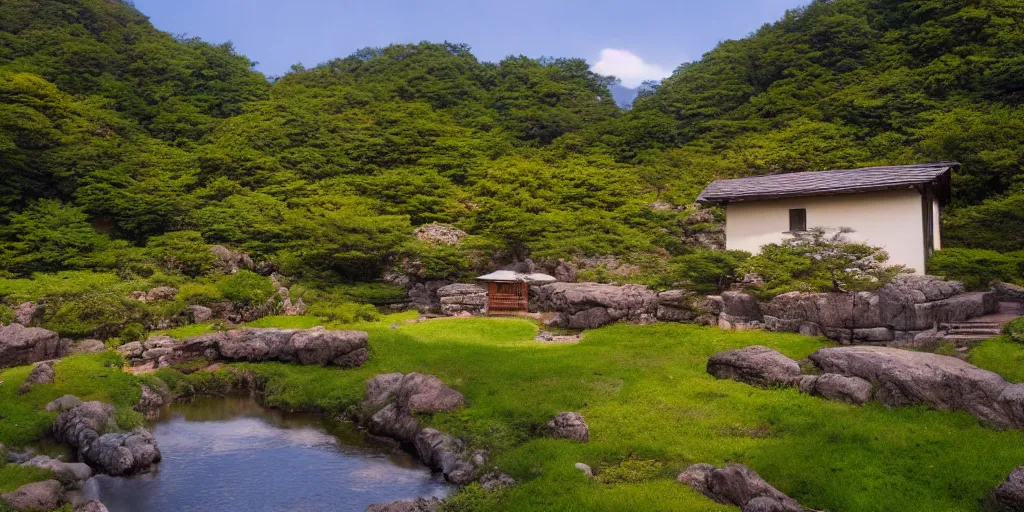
[696,162,958,205]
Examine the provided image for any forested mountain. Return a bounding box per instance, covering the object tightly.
[0,0,1021,284]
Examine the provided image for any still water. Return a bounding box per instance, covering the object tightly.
[77,396,451,512]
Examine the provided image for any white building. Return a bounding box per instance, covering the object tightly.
[696,162,958,274]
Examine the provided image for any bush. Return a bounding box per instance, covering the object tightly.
[928,248,1024,291]
[177,283,224,305]
[120,323,145,342]
[739,227,907,299]
[335,282,407,305]
[0,304,12,325]
[307,301,380,323]
[216,270,276,306]
[403,242,471,280]
[1006,317,1024,344]
[146,231,216,277]
[668,250,750,293]
[41,293,138,339]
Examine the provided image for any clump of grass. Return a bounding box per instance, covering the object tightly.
[595,456,666,484]
[971,337,1024,383]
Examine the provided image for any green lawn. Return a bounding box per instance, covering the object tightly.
[4,319,1024,510]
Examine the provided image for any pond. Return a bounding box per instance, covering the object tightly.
[74,396,452,511]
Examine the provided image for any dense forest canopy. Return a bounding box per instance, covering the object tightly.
[0,0,1021,283]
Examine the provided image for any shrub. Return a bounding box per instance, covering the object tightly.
[177,283,224,305]
[146,231,216,277]
[307,301,380,324]
[928,248,1024,291]
[1006,317,1024,344]
[739,227,908,299]
[41,293,138,339]
[403,242,471,280]
[668,250,750,293]
[120,323,145,342]
[0,304,12,325]
[216,270,276,306]
[335,282,407,305]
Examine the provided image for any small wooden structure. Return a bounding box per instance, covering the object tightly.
[476,270,556,315]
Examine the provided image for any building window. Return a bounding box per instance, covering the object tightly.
[788,208,807,233]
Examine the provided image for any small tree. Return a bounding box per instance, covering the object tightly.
[740,227,908,297]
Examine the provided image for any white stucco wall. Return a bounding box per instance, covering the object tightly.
[724,188,930,274]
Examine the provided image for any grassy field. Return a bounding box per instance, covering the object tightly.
[4,317,1024,511]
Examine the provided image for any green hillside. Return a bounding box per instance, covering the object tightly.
[0,0,1021,283]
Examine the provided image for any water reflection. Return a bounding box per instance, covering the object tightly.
[78,396,450,512]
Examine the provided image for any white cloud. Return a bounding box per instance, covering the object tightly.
[590,49,671,88]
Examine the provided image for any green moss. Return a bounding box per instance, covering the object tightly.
[155,321,218,339]
[176,283,223,305]
[216,271,276,306]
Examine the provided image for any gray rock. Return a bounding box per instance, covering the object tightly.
[993,282,1024,303]
[70,339,106,355]
[52,402,161,475]
[186,305,213,323]
[210,245,254,274]
[0,480,63,511]
[437,283,488,316]
[360,373,476,483]
[707,346,801,387]
[721,291,761,320]
[163,327,369,368]
[116,341,144,359]
[676,463,802,512]
[74,500,110,512]
[407,280,452,314]
[18,361,55,393]
[575,462,594,478]
[798,374,873,405]
[413,223,467,246]
[0,324,64,369]
[22,455,92,481]
[545,412,590,442]
[533,283,657,329]
[135,385,165,415]
[810,346,1024,428]
[366,497,442,512]
[14,302,41,327]
[479,470,517,490]
[990,466,1024,512]
[45,394,83,412]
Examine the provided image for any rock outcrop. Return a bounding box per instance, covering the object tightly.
[762,275,997,343]
[360,373,479,484]
[408,280,453,314]
[127,286,178,303]
[992,282,1024,304]
[133,327,370,369]
[810,346,1024,428]
[14,302,41,327]
[715,292,763,330]
[45,394,83,412]
[797,374,873,405]
[545,412,590,442]
[18,361,55,393]
[532,282,657,329]
[1,480,63,512]
[414,223,467,246]
[989,467,1024,512]
[69,339,106,355]
[366,497,442,512]
[677,463,802,512]
[52,401,162,475]
[0,324,65,369]
[654,290,700,322]
[706,346,801,387]
[210,245,255,274]
[437,284,488,316]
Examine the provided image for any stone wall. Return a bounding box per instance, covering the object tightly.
[437,284,488,316]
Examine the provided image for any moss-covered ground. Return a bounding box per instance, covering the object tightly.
[4,318,1024,511]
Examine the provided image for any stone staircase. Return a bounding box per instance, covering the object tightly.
[939,301,1022,346]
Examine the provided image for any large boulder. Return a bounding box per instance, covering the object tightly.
[707,346,801,387]
[360,373,477,484]
[655,290,698,322]
[990,467,1024,512]
[69,339,106,355]
[74,500,110,512]
[677,463,802,512]
[21,455,92,482]
[14,302,41,327]
[210,245,254,274]
[437,284,488,316]
[407,280,452,314]
[533,283,657,329]
[45,394,83,412]
[763,275,997,342]
[0,480,63,512]
[52,401,161,475]
[993,282,1024,303]
[798,374,873,405]
[0,324,64,369]
[160,327,369,368]
[810,346,1024,428]
[545,412,590,442]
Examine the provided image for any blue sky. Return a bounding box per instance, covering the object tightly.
[132,0,803,87]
